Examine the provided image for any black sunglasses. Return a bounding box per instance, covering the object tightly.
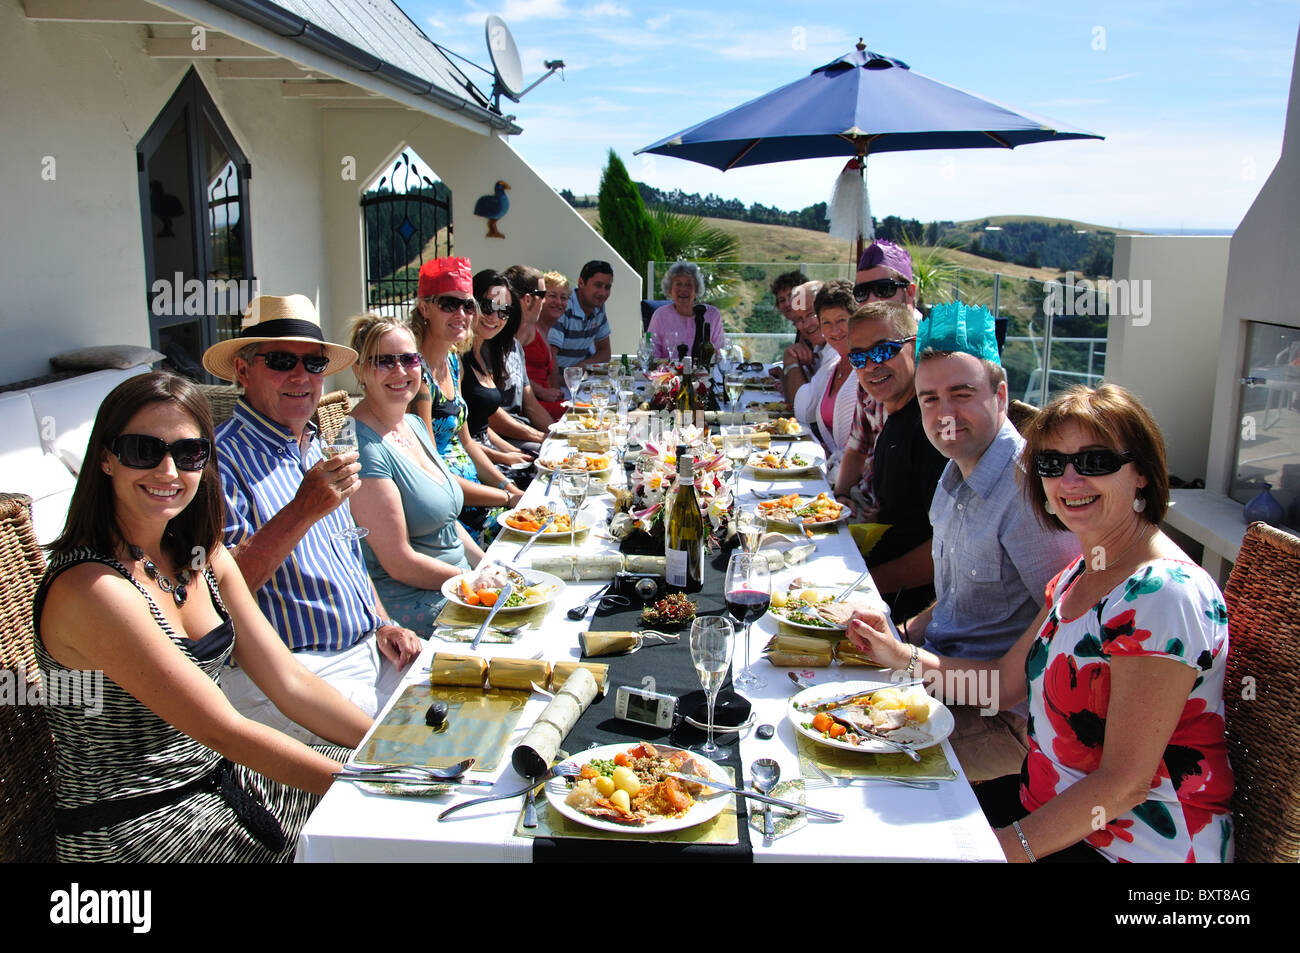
[110,434,212,471]
[521,288,546,300]
[1035,449,1135,478]
[847,336,916,368]
[852,278,910,303]
[369,352,422,371]
[434,295,477,315]
[254,351,330,374]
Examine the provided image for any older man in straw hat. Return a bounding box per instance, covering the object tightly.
[203,294,421,743]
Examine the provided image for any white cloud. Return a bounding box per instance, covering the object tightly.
[646,13,671,29]
[462,0,572,26]
[1091,72,1138,84]
[585,3,631,16]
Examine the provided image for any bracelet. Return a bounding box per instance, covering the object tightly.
[1011,820,1037,862]
[497,478,509,489]
[906,643,919,677]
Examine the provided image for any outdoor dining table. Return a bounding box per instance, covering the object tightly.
[296,386,1005,862]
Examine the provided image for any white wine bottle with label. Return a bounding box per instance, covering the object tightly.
[665,443,704,593]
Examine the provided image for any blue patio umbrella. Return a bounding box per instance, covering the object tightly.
[636,42,1101,253]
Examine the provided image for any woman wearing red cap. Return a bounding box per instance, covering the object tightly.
[409,257,525,541]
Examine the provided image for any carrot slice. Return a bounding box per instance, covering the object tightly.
[478,590,498,607]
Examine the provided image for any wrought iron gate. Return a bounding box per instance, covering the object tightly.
[361,153,452,309]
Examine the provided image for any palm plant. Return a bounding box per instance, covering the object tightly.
[650,206,742,304]
[899,227,960,316]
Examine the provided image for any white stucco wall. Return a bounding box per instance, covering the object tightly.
[0,5,330,383]
[1107,235,1230,483]
[320,108,640,387]
[1204,26,1300,495]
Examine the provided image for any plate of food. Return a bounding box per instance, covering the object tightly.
[754,417,803,439]
[440,564,565,611]
[534,451,613,475]
[749,401,793,414]
[546,742,729,832]
[787,680,954,754]
[756,492,847,528]
[560,400,596,413]
[747,448,824,477]
[496,505,592,540]
[549,415,608,436]
[767,586,881,632]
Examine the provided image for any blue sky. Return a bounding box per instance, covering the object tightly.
[402,0,1298,230]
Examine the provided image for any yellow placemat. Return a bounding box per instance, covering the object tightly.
[795,733,958,782]
[515,766,741,844]
[434,599,554,630]
[354,682,529,772]
[849,523,892,558]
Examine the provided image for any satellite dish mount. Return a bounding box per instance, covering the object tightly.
[486,15,564,112]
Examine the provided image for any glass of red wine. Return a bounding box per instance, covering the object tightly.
[725,553,770,690]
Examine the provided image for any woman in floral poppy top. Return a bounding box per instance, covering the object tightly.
[848,384,1233,862]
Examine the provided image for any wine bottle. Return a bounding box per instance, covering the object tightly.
[665,444,704,593]
[676,356,695,426]
[621,352,631,377]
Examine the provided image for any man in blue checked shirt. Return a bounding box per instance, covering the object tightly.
[202,294,422,744]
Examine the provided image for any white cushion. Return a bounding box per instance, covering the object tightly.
[0,391,76,544]
[28,366,147,474]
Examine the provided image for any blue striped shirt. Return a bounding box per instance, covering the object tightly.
[216,399,379,652]
[547,290,610,373]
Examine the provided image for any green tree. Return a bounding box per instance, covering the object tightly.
[596,150,663,281]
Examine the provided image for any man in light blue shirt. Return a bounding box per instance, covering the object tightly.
[908,302,1079,779]
[549,260,613,386]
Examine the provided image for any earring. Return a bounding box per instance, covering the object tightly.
[1133,495,1146,513]
[1045,501,1056,516]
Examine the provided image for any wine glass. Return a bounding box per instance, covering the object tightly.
[716,344,737,378]
[724,375,746,418]
[556,467,589,577]
[590,380,612,417]
[689,616,735,757]
[725,553,770,690]
[323,418,369,543]
[611,418,631,487]
[636,337,654,375]
[737,508,767,557]
[563,364,585,402]
[722,425,753,504]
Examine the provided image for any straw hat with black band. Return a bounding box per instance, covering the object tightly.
[202,294,357,382]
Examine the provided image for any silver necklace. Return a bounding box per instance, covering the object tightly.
[1083,525,1154,575]
[128,545,191,606]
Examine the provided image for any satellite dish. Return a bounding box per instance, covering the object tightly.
[485,15,523,102]
[484,15,564,112]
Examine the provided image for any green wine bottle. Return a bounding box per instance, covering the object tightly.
[665,444,704,593]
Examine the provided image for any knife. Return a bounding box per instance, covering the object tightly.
[669,773,843,821]
[334,772,493,788]
[470,582,513,651]
[793,679,928,712]
[832,567,875,603]
[437,769,557,821]
[512,514,555,565]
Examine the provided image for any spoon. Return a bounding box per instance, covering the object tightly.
[750,758,781,839]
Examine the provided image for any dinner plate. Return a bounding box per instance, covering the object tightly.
[756,498,849,530]
[747,448,824,478]
[544,743,730,834]
[786,680,954,755]
[439,568,566,612]
[495,508,593,539]
[534,453,613,476]
[549,418,609,436]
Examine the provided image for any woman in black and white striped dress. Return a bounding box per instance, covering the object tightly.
[34,372,373,861]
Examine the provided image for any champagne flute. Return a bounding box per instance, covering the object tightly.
[690,616,735,757]
[722,424,753,504]
[323,418,369,543]
[725,553,770,690]
[557,467,589,578]
[563,364,585,403]
[725,375,745,418]
[737,508,767,557]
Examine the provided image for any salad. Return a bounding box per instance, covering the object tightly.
[757,492,844,524]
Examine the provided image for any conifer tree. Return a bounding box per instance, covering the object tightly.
[597,150,663,280]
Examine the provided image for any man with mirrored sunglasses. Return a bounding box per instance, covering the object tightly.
[202,294,422,744]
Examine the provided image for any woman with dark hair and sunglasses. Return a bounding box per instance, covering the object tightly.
[847,384,1234,863]
[34,372,372,861]
[409,257,525,541]
[462,268,547,459]
[346,314,483,628]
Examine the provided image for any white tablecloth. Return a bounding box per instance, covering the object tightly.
[297,399,1004,862]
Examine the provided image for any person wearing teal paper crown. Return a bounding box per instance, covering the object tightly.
[888,301,1079,782]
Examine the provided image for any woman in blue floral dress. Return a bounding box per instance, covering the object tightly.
[408,257,525,541]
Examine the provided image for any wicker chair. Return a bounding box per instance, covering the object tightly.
[1222,521,1300,863]
[197,383,242,427]
[314,389,352,446]
[0,494,56,862]
[1007,399,1038,435]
